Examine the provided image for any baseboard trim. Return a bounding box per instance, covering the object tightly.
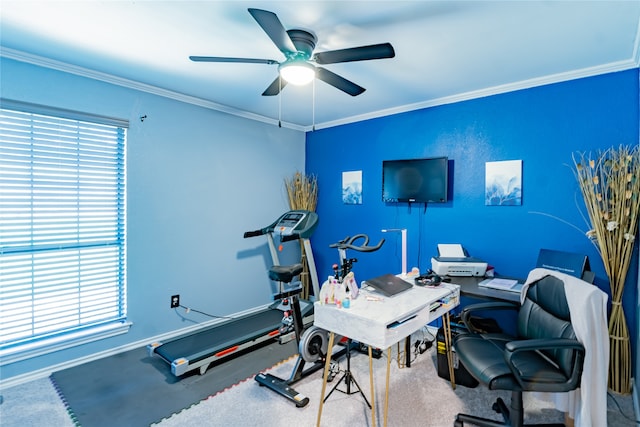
[0,304,271,390]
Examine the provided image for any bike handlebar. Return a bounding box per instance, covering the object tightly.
[329,234,385,252]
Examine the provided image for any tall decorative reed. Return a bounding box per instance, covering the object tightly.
[572,145,640,394]
[285,171,318,212]
[284,172,318,299]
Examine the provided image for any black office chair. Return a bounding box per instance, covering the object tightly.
[452,273,585,427]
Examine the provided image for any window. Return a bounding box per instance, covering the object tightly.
[0,100,128,362]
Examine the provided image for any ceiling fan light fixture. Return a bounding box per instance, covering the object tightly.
[279,60,315,85]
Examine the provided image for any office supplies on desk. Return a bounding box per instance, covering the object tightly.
[479,277,518,289]
[364,274,413,297]
[478,278,523,293]
[431,244,488,276]
[414,269,443,286]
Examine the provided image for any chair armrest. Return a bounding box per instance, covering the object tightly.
[460,301,519,333]
[504,338,585,392]
[505,338,583,353]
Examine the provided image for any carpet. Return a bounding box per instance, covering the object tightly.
[5,340,636,426]
[50,338,297,427]
[155,347,568,427]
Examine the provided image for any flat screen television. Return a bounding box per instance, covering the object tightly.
[382,157,449,203]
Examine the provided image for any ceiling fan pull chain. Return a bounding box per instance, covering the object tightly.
[278,76,282,128]
[312,79,316,131]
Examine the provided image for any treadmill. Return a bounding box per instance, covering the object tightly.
[147,210,320,377]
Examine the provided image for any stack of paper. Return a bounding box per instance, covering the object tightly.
[478,278,522,293]
[437,244,466,258]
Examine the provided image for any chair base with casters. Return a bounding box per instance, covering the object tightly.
[452,273,586,427]
[454,391,565,427]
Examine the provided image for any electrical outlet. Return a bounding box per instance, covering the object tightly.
[170,294,180,308]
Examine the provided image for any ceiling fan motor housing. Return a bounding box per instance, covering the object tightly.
[286,29,316,59]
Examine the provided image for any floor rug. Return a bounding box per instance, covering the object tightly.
[50,339,297,427]
[155,348,567,427]
[155,346,638,427]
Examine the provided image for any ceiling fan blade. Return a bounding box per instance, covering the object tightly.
[248,8,297,56]
[313,43,395,64]
[189,56,278,65]
[262,76,288,96]
[315,67,365,96]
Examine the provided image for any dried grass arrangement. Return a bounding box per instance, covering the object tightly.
[284,172,318,299]
[285,171,318,211]
[572,145,640,395]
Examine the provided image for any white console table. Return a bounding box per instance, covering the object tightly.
[313,280,460,427]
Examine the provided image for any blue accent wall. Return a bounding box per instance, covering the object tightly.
[306,70,639,367]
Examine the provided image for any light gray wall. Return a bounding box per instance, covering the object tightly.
[1,58,306,380]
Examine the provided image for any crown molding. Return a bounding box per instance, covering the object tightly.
[2,46,637,133]
[311,58,640,131]
[0,47,306,132]
[633,15,640,67]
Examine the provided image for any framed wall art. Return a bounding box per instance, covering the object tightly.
[485,160,522,206]
[342,170,362,204]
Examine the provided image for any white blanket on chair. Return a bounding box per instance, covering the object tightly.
[521,268,609,427]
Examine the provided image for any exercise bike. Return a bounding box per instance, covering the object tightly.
[251,219,384,408]
[320,234,385,407]
[248,210,333,407]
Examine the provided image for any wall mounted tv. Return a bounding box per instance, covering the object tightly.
[382,157,449,203]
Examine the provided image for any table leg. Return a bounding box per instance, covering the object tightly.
[443,311,456,390]
[405,336,411,367]
[384,347,391,427]
[316,332,335,427]
[368,345,376,427]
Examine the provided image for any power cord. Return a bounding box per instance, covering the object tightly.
[607,391,640,424]
[413,326,435,356]
[326,360,341,382]
[175,304,235,320]
[415,339,432,355]
[393,327,436,368]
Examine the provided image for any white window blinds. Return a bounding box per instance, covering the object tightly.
[0,101,127,352]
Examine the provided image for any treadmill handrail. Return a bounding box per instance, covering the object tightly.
[244,229,264,238]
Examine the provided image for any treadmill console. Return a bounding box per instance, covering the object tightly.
[275,212,306,235]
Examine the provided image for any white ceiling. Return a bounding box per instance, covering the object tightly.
[1,1,639,131]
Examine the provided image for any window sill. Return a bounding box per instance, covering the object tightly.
[0,321,132,366]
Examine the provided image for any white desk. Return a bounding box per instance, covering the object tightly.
[314,281,460,427]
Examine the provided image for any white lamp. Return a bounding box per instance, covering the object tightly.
[381,228,407,278]
[278,60,315,85]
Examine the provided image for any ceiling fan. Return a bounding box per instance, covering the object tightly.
[190,8,395,97]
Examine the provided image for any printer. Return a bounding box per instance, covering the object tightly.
[431,244,488,277]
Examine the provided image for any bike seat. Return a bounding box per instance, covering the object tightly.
[269,264,304,283]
